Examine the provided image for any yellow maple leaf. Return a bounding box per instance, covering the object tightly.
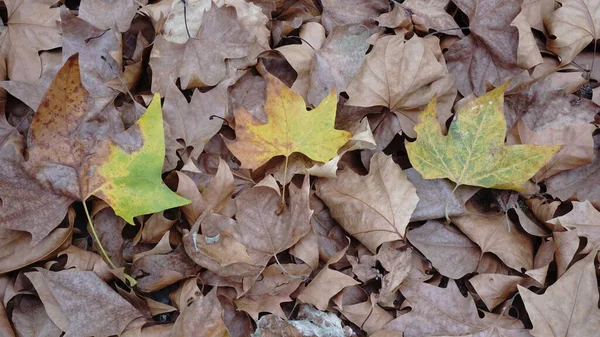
[406,83,560,191]
[226,74,352,170]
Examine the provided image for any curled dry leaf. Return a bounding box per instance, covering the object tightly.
[469,274,524,311]
[11,296,61,337]
[316,152,419,253]
[547,201,600,248]
[321,0,389,32]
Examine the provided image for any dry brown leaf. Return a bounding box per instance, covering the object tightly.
[336,298,394,335]
[548,201,600,248]
[519,250,600,336]
[57,245,114,282]
[522,0,555,32]
[400,0,463,35]
[445,0,522,96]
[26,268,142,337]
[406,168,478,221]
[376,242,413,306]
[553,230,580,277]
[385,281,530,336]
[130,245,201,293]
[0,0,61,83]
[163,81,227,162]
[171,288,231,337]
[0,113,23,161]
[234,263,311,319]
[407,220,480,279]
[149,2,259,93]
[469,274,524,311]
[346,34,455,138]
[316,153,419,253]
[544,0,600,66]
[347,249,379,283]
[11,296,61,337]
[321,0,389,32]
[232,174,312,268]
[297,244,360,311]
[546,134,600,202]
[452,201,534,271]
[512,10,543,69]
[78,0,138,32]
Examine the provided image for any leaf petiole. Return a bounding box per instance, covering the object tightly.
[82,200,137,287]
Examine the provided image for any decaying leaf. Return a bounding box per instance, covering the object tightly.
[406,83,560,191]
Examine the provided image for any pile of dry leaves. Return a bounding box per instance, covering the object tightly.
[0,0,599,336]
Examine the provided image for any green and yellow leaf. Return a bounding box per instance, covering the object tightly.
[91,94,190,224]
[406,83,560,191]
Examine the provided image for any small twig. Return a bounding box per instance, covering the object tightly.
[281,35,316,51]
[181,0,192,40]
[424,27,470,38]
[209,114,228,126]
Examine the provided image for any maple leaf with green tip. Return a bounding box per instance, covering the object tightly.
[406,83,560,191]
[90,94,191,224]
[225,74,352,170]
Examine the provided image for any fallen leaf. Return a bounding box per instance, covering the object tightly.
[232,174,312,268]
[385,281,529,336]
[399,0,463,35]
[406,83,560,191]
[346,34,455,138]
[88,94,191,224]
[519,250,600,336]
[545,0,600,66]
[512,10,543,69]
[26,268,142,337]
[163,81,226,162]
[407,220,480,279]
[0,0,61,83]
[547,201,600,248]
[149,2,259,93]
[78,0,138,32]
[234,263,311,319]
[546,134,600,201]
[226,73,351,170]
[335,298,394,335]
[315,153,419,253]
[171,288,231,337]
[321,0,389,32]
[406,168,478,221]
[297,244,360,311]
[11,296,61,337]
[469,274,524,311]
[452,201,534,271]
[376,242,413,306]
[445,0,523,96]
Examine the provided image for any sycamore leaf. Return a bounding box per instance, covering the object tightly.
[226,74,352,170]
[91,94,191,224]
[406,83,560,191]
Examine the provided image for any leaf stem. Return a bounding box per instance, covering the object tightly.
[82,200,137,287]
[445,184,459,224]
[277,155,289,215]
[424,27,470,38]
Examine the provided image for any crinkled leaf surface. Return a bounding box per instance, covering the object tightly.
[226,74,351,170]
[406,83,560,191]
[91,94,191,224]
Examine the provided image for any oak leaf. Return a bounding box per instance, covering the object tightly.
[226,74,351,170]
[406,83,560,191]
